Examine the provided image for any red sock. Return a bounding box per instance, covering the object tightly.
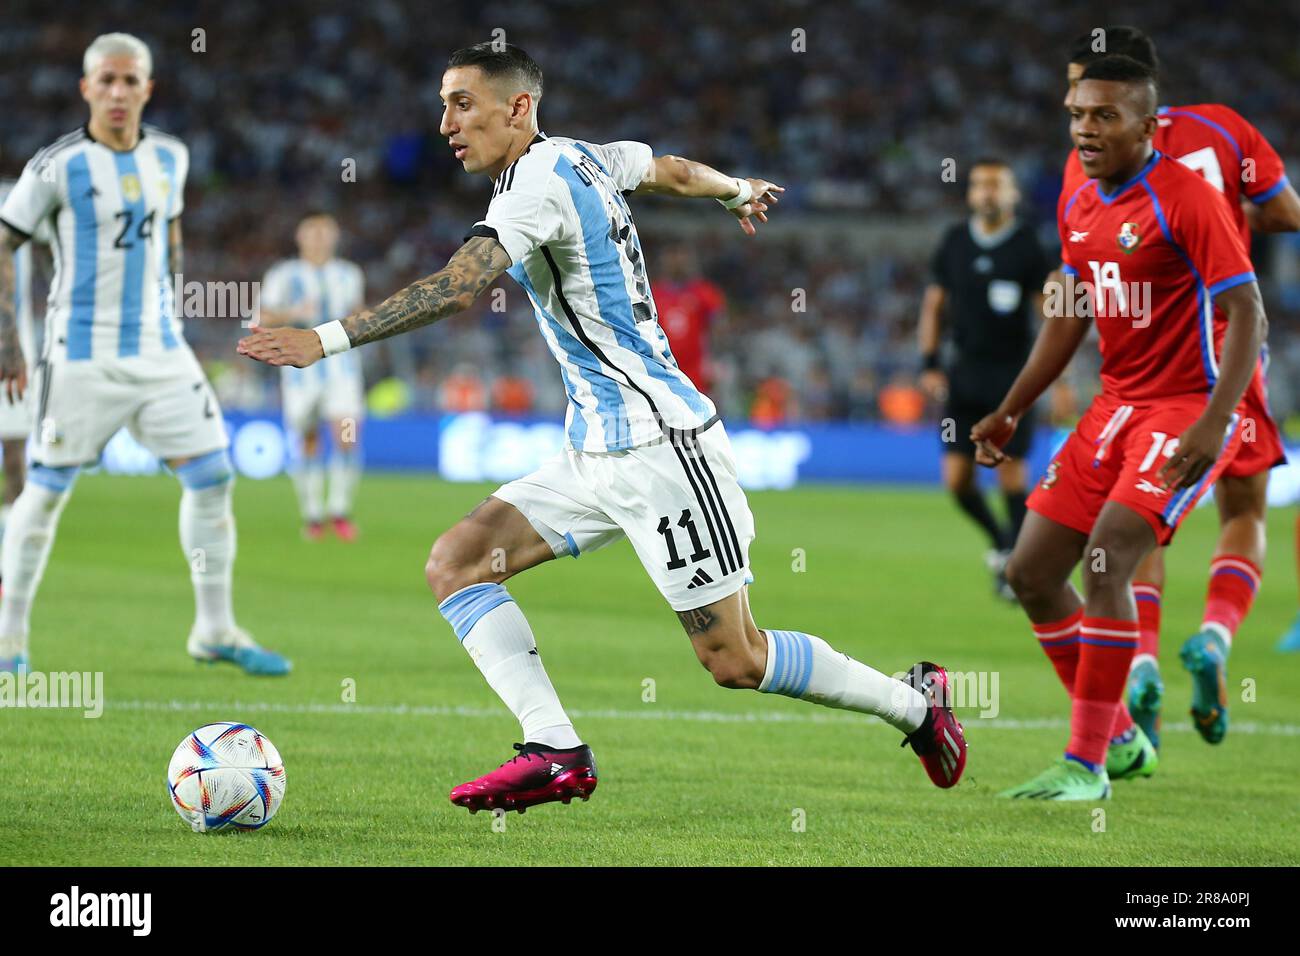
[1132,582,1161,658]
[1109,698,1135,739]
[1033,609,1083,695]
[1068,617,1139,767]
[1203,555,1261,642]
[1108,583,1161,740]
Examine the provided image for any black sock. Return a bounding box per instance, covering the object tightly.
[954,488,1006,550]
[1004,491,1028,549]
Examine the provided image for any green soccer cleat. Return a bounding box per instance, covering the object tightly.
[1106,724,1158,780]
[999,757,1111,800]
[1126,658,1164,750]
[1180,629,1229,744]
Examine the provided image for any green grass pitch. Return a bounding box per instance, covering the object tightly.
[1,471,1298,865]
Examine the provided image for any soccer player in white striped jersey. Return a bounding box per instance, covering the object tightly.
[258,213,366,540]
[0,173,39,569]
[240,42,966,809]
[0,33,290,676]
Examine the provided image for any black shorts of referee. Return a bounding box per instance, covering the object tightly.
[939,363,1036,459]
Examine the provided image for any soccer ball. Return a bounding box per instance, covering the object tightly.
[167,722,286,832]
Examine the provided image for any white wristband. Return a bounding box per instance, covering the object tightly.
[313,320,352,357]
[717,177,753,210]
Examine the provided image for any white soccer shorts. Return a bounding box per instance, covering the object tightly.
[493,421,756,612]
[32,346,228,467]
[281,374,365,435]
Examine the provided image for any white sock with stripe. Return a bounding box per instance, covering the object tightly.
[439,583,582,750]
[0,471,77,652]
[327,447,361,518]
[176,452,238,641]
[758,629,927,733]
[291,456,325,524]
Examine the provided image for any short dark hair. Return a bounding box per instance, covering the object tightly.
[447,41,543,101]
[1079,54,1158,113]
[1068,26,1158,73]
[967,157,1014,184]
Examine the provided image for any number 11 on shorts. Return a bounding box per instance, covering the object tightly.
[656,509,710,570]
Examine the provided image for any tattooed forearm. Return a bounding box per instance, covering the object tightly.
[341,236,512,347]
[677,608,716,636]
[0,226,22,353]
[167,219,183,284]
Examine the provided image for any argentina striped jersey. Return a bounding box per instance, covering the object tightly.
[0,124,188,362]
[261,257,366,388]
[467,134,716,452]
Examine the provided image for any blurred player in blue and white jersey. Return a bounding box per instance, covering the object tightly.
[0,172,39,568]
[0,33,289,675]
[259,213,366,541]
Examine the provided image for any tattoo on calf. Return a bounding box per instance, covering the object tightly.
[466,498,493,520]
[677,608,715,636]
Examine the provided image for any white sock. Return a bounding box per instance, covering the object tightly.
[0,469,77,651]
[1201,620,1233,648]
[177,455,237,641]
[1130,651,1158,671]
[0,501,12,552]
[291,456,325,523]
[439,583,582,749]
[327,447,360,518]
[759,629,927,733]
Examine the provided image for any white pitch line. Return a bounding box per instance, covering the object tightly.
[105,698,1300,737]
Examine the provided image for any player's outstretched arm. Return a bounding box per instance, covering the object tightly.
[1243,182,1300,233]
[0,222,29,403]
[635,155,783,236]
[1157,280,1267,490]
[237,236,512,367]
[970,278,1091,466]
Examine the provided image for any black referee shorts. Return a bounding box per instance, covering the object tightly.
[940,369,1036,460]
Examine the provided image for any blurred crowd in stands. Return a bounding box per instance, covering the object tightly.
[3,0,1299,429]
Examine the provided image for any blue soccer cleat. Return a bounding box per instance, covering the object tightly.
[0,652,28,673]
[1180,629,1229,744]
[1126,657,1164,750]
[188,627,292,677]
[1277,612,1300,653]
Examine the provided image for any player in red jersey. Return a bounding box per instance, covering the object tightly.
[971,56,1267,800]
[1062,27,1300,750]
[652,244,725,394]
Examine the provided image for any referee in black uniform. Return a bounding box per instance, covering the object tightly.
[918,158,1049,598]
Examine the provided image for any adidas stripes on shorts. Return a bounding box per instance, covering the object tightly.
[492,421,755,611]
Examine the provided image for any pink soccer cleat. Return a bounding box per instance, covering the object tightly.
[331,516,358,542]
[900,661,967,788]
[450,742,598,814]
[303,521,324,541]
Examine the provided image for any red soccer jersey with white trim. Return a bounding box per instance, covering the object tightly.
[654,277,724,392]
[1058,150,1256,402]
[1062,102,1290,252]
